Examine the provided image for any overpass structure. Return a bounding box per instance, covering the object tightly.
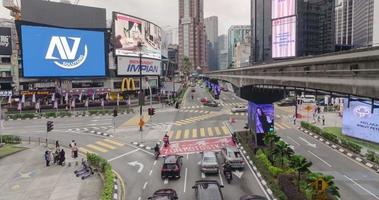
[206,47,379,99]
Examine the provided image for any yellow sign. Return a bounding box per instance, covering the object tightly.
[305,105,313,112]
[314,178,328,192]
[121,78,136,91]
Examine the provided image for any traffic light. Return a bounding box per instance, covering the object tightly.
[148,108,155,116]
[113,109,118,117]
[47,121,54,132]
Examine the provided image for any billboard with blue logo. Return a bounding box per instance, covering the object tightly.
[342,99,379,144]
[21,25,106,77]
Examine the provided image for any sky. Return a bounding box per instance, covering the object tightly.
[0,0,250,35]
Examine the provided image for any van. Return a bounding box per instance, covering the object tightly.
[301,95,316,103]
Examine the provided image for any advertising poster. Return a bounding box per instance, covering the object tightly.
[248,102,275,134]
[0,27,12,55]
[21,25,106,77]
[272,16,296,58]
[113,12,161,59]
[342,99,379,144]
[272,0,296,19]
[117,56,161,75]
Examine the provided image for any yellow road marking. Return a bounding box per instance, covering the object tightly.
[79,147,96,155]
[96,141,116,150]
[103,139,124,147]
[282,123,291,129]
[214,127,221,135]
[168,131,174,138]
[208,127,214,137]
[222,126,230,135]
[192,129,198,138]
[200,128,206,137]
[276,123,285,129]
[86,144,108,153]
[184,129,190,139]
[175,130,182,140]
[274,125,280,130]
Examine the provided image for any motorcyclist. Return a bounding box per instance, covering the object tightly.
[223,161,233,180]
[191,94,194,99]
[163,134,170,146]
[154,143,160,158]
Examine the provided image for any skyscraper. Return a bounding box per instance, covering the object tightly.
[353,0,379,47]
[204,16,218,71]
[178,0,207,72]
[217,34,228,70]
[227,26,250,68]
[335,0,353,47]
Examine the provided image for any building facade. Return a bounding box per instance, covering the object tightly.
[250,0,272,64]
[217,35,228,70]
[227,26,250,68]
[234,40,251,68]
[353,0,379,47]
[204,16,218,71]
[335,0,353,48]
[178,0,207,72]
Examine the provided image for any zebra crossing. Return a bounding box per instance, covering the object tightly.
[229,112,247,116]
[169,126,231,141]
[274,122,291,130]
[66,126,114,137]
[181,105,205,109]
[174,112,222,126]
[179,109,210,114]
[79,138,124,155]
[220,102,245,107]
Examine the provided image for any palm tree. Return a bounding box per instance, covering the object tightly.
[263,132,280,153]
[272,140,294,167]
[307,172,340,199]
[289,155,312,190]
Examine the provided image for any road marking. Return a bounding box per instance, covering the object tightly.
[214,127,221,135]
[163,179,168,184]
[222,126,230,135]
[184,129,190,139]
[201,172,206,179]
[276,123,285,129]
[200,128,206,137]
[86,144,108,153]
[286,136,300,145]
[153,160,157,166]
[192,129,198,138]
[108,149,139,162]
[175,130,182,140]
[344,175,379,199]
[208,127,214,137]
[168,131,174,138]
[184,168,188,193]
[218,171,224,186]
[300,137,316,148]
[149,170,153,176]
[96,141,116,150]
[143,182,148,190]
[103,139,124,147]
[79,147,96,155]
[307,151,332,167]
[186,154,189,160]
[282,123,291,129]
[137,197,141,200]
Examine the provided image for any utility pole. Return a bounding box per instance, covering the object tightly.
[138,42,144,135]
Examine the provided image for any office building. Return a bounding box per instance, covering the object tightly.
[335,0,353,48]
[178,0,207,72]
[204,16,218,71]
[217,35,228,70]
[353,0,379,47]
[227,26,250,67]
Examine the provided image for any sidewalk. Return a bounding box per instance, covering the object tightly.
[0,144,102,200]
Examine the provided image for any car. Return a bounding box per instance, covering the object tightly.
[220,147,245,169]
[148,189,178,200]
[192,88,196,92]
[161,155,183,179]
[231,105,247,113]
[200,151,219,174]
[239,194,268,200]
[192,180,224,200]
[200,97,208,103]
[203,101,219,107]
[277,98,296,107]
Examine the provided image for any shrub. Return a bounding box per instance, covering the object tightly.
[340,138,361,154]
[366,151,379,164]
[0,135,21,144]
[87,153,114,200]
[301,122,322,135]
[278,175,307,200]
[256,149,283,178]
[321,130,339,144]
[44,112,56,118]
[57,112,72,117]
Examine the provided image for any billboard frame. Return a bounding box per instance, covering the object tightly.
[271,16,297,59]
[16,20,109,78]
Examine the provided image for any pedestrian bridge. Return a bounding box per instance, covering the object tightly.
[206,47,379,99]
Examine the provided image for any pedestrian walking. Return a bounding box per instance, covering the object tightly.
[59,149,65,166]
[322,115,325,126]
[293,114,296,125]
[55,140,60,149]
[44,151,51,167]
[317,115,321,123]
[69,140,75,148]
[53,149,59,164]
[72,143,78,159]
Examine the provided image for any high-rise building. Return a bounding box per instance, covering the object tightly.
[335,0,353,48]
[204,16,218,71]
[227,26,250,68]
[250,0,272,64]
[353,0,379,47]
[217,35,228,70]
[178,0,207,73]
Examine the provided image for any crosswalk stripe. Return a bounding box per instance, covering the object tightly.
[103,139,123,147]
[214,127,221,135]
[200,128,206,137]
[282,123,291,129]
[192,129,198,138]
[168,131,174,138]
[175,130,182,140]
[274,125,280,130]
[222,126,230,135]
[276,123,285,129]
[184,129,190,139]
[86,144,108,153]
[208,127,214,137]
[79,147,96,155]
[96,141,116,150]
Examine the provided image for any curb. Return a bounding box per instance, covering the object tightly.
[113,176,119,200]
[298,127,379,173]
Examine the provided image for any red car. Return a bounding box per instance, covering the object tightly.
[200,97,208,103]
[161,155,183,179]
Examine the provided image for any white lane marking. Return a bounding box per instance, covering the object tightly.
[201,172,206,179]
[149,170,153,176]
[287,136,300,145]
[307,151,332,167]
[163,179,168,185]
[186,154,189,160]
[344,175,379,199]
[184,168,188,193]
[299,137,317,148]
[143,182,148,190]
[137,197,141,200]
[218,171,224,186]
[107,149,139,162]
[153,160,157,166]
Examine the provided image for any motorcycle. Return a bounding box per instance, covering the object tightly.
[232,133,237,145]
[224,170,232,184]
[154,151,160,160]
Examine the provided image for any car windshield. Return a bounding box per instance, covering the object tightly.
[151,197,171,200]
[204,156,217,163]
[197,183,223,200]
[227,150,241,158]
[163,164,177,170]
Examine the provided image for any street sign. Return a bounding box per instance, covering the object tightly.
[305,105,313,112]
[315,178,328,191]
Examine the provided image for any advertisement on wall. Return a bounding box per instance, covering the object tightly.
[117,56,161,76]
[21,25,106,77]
[272,16,296,58]
[0,27,12,55]
[248,102,275,134]
[113,12,161,59]
[342,99,379,144]
[272,0,296,19]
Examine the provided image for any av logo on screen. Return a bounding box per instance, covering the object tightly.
[353,105,371,118]
[45,36,88,69]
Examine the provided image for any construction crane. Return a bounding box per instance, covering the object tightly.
[3,0,21,20]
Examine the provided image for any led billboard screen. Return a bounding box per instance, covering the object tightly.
[272,16,296,58]
[113,12,162,59]
[272,0,296,19]
[117,56,161,76]
[0,27,12,55]
[248,102,275,134]
[342,99,379,144]
[21,25,106,77]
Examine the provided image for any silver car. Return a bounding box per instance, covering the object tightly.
[200,151,219,174]
[221,147,245,169]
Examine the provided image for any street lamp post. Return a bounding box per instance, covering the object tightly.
[138,42,143,132]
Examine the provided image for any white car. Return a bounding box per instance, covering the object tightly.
[231,105,247,113]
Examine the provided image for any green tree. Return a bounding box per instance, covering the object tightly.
[307,172,340,199]
[182,57,192,78]
[289,155,312,190]
[272,140,294,167]
[263,132,280,156]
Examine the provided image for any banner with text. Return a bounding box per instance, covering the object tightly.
[117,56,161,76]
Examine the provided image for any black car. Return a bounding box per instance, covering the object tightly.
[203,101,219,107]
[161,155,183,179]
[240,194,268,200]
[277,98,296,106]
[192,180,224,200]
[148,189,178,200]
